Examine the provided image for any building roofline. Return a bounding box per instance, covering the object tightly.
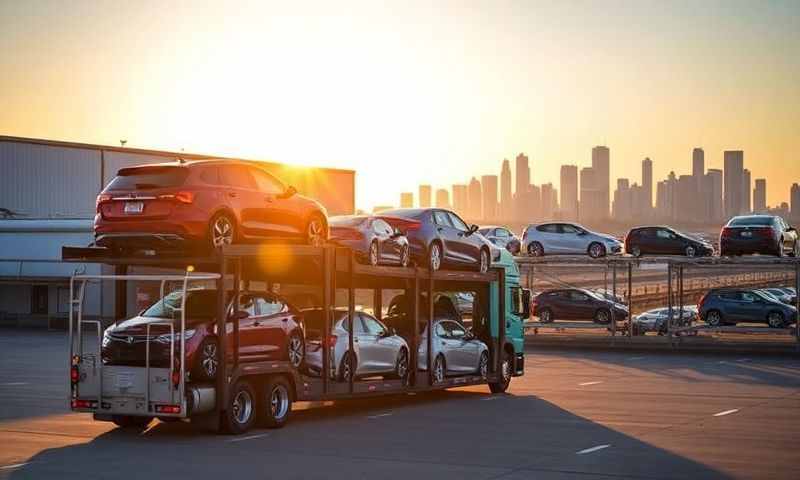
[0,135,354,176]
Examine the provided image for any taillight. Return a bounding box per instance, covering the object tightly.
[72,399,97,409]
[154,404,181,414]
[720,228,732,239]
[755,227,774,239]
[331,228,363,240]
[159,191,194,204]
[327,335,338,348]
[70,366,79,383]
[404,221,421,231]
[95,193,111,213]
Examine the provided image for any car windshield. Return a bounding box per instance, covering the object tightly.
[381,209,424,220]
[330,216,367,227]
[584,290,604,300]
[142,290,217,320]
[729,216,773,226]
[107,166,189,190]
[754,290,778,302]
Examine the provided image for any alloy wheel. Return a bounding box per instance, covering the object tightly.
[595,309,610,324]
[479,352,489,379]
[270,384,290,421]
[540,309,552,323]
[479,249,489,273]
[202,342,218,378]
[307,217,325,246]
[232,389,254,426]
[632,246,641,257]
[501,354,511,383]
[288,334,304,368]
[433,356,444,383]
[529,243,543,257]
[341,354,353,382]
[706,311,721,327]
[212,216,234,248]
[396,350,408,380]
[589,243,605,259]
[768,312,785,328]
[685,245,696,257]
[399,245,410,267]
[369,242,379,266]
[429,243,442,271]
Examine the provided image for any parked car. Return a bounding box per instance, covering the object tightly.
[478,226,521,255]
[101,289,305,381]
[329,215,410,266]
[719,215,798,257]
[94,160,328,252]
[417,319,490,382]
[698,288,798,328]
[632,306,696,335]
[759,288,795,305]
[532,288,629,324]
[521,222,623,258]
[625,226,714,257]
[303,308,409,381]
[380,208,494,272]
[777,287,797,304]
[594,288,626,304]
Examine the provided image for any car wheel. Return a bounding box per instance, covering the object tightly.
[287,331,304,369]
[194,338,219,381]
[338,352,355,382]
[594,308,611,324]
[588,242,606,259]
[685,245,696,257]
[777,239,785,257]
[306,214,327,247]
[209,213,235,250]
[790,240,799,258]
[478,248,490,273]
[538,307,554,323]
[399,245,410,267]
[433,355,445,383]
[394,348,409,383]
[112,415,153,429]
[528,242,544,257]
[489,350,512,393]
[222,379,257,434]
[260,375,292,429]
[368,241,380,266]
[478,351,489,379]
[705,310,723,327]
[767,311,786,328]
[428,242,442,271]
[631,246,642,257]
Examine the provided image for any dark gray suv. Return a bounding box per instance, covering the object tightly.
[698,288,798,328]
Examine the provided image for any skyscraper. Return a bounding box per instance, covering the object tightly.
[642,157,653,212]
[692,148,705,221]
[514,153,530,221]
[560,165,579,220]
[791,183,800,220]
[613,178,630,219]
[467,177,482,220]
[591,146,610,218]
[723,150,744,217]
[753,179,767,213]
[452,184,468,215]
[500,159,512,219]
[419,185,432,208]
[579,167,599,222]
[706,169,723,222]
[435,188,450,209]
[481,175,498,220]
[540,183,556,219]
[400,192,413,208]
[692,148,705,179]
[743,168,751,214]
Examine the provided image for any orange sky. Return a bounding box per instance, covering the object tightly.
[1,1,798,211]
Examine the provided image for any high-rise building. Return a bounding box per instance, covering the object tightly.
[435,188,450,209]
[579,167,599,222]
[500,159,512,219]
[723,150,744,217]
[691,149,705,221]
[560,165,579,220]
[753,179,767,213]
[676,175,695,222]
[452,184,468,216]
[591,146,610,218]
[514,153,530,221]
[400,192,413,208]
[642,157,653,211]
[467,177,482,220]
[791,183,800,220]
[481,175,498,220]
[692,148,705,179]
[706,169,723,222]
[419,185,432,208]
[540,183,556,219]
[613,178,630,219]
[743,168,751,214]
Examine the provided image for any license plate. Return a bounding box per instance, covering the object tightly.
[741,231,752,237]
[116,372,134,389]
[124,201,144,214]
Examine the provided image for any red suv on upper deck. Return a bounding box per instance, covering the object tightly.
[94,160,328,251]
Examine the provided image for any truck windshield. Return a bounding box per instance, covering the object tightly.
[142,290,217,320]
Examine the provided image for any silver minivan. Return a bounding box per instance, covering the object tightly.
[417,319,489,382]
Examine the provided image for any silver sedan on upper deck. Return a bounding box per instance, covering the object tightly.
[521,222,623,258]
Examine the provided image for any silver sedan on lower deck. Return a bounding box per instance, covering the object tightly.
[417,319,489,382]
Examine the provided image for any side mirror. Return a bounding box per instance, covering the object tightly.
[577,230,587,236]
[232,310,250,320]
[467,224,479,235]
[391,228,404,238]
[280,185,297,199]
[137,308,146,317]
[522,289,532,318]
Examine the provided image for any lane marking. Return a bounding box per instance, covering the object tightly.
[366,413,393,419]
[713,409,739,417]
[578,381,603,386]
[226,433,270,443]
[577,444,611,455]
[0,463,29,470]
[627,356,645,361]
[481,396,501,401]
[736,358,751,363]
[0,382,29,387]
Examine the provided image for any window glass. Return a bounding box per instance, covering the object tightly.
[448,212,469,231]
[220,165,257,190]
[373,219,392,235]
[560,224,579,234]
[433,211,453,227]
[256,296,286,316]
[511,287,523,315]
[569,291,589,301]
[719,292,738,300]
[250,168,285,194]
[656,229,674,239]
[361,314,387,335]
[537,224,558,233]
[198,166,220,185]
[108,167,189,190]
[741,292,757,302]
[496,228,510,238]
[447,321,466,339]
[238,295,258,316]
[434,322,447,338]
[728,216,773,226]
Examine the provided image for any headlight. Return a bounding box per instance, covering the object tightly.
[155,329,196,343]
[101,325,115,347]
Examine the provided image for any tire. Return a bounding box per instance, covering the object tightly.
[705,309,723,327]
[685,245,696,257]
[260,375,292,429]
[588,242,606,259]
[478,351,489,379]
[631,246,642,257]
[432,355,445,383]
[767,311,786,329]
[478,248,490,273]
[594,308,611,325]
[399,244,410,267]
[287,331,305,369]
[789,240,799,258]
[777,239,785,257]
[222,379,257,435]
[489,350,512,393]
[394,348,409,383]
[338,351,355,382]
[112,415,153,429]
[538,307,554,324]
[194,338,219,381]
[306,213,327,247]
[428,242,443,271]
[528,242,544,257]
[209,212,235,250]
[368,241,380,266]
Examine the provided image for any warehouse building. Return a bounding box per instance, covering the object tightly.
[0,136,356,327]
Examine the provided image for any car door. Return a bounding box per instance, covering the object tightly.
[568,290,594,320]
[535,224,561,252]
[372,218,399,263]
[253,295,290,361]
[448,321,479,373]
[351,313,380,374]
[448,211,482,264]
[361,313,398,374]
[654,228,679,254]
[233,294,261,361]
[249,167,301,238]
[219,165,268,239]
[434,321,457,374]
[559,224,586,254]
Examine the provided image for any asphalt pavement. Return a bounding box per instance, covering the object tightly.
[1,330,798,479]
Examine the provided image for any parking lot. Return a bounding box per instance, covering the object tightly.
[0,330,797,479]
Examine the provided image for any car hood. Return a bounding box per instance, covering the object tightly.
[108,315,205,334]
[593,232,621,244]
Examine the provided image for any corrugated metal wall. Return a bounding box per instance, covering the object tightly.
[0,141,100,218]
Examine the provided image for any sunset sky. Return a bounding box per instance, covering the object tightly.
[1,0,798,211]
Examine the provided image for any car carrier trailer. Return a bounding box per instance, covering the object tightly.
[63,244,528,433]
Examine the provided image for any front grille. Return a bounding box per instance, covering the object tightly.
[102,337,173,368]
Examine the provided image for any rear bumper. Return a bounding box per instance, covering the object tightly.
[95,232,191,249]
[720,238,778,255]
[94,215,207,248]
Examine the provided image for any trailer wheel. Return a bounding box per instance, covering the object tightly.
[260,376,292,429]
[222,379,257,434]
[112,415,153,429]
[489,350,512,394]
